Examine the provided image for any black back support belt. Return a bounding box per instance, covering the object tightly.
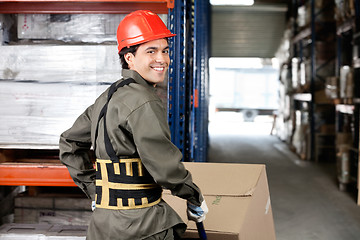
[94,78,162,210]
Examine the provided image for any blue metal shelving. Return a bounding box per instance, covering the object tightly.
[193,0,210,162]
[168,0,210,162]
[168,0,187,157]
[292,0,336,161]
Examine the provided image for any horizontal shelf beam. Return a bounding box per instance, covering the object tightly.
[293,93,312,102]
[336,18,354,35]
[0,144,59,150]
[336,104,355,114]
[0,163,76,187]
[0,0,172,14]
[292,27,311,43]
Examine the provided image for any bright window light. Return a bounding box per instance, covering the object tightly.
[209,58,263,69]
[210,0,254,6]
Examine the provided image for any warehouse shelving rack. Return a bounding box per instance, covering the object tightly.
[0,0,210,187]
[0,0,173,14]
[334,0,360,204]
[290,0,337,162]
[335,104,359,193]
[165,0,209,163]
[192,0,210,163]
[289,0,360,204]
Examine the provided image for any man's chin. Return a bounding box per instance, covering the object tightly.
[151,76,166,84]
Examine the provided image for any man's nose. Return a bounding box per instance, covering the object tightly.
[155,52,167,63]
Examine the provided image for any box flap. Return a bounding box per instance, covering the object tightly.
[183,162,264,196]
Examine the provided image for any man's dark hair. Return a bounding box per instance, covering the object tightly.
[119,44,140,69]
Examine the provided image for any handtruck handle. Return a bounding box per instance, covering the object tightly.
[196,222,207,240]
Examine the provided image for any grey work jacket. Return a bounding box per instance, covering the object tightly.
[59,69,202,240]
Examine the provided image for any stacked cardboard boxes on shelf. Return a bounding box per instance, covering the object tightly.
[0,223,87,240]
[0,45,117,147]
[276,0,360,200]
[276,26,294,144]
[297,0,336,29]
[0,13,169,148]
[277,63,294,143]
[14,194,92,226]
[333,0,360,199]
[276,0,338,162]
[0,14,122,148]
[335,110,354,191]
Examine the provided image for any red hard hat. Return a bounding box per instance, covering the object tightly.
[117,10,176,53]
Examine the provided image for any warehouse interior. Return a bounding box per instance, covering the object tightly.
[1,0,360,239]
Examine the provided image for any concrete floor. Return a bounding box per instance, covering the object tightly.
[208,115,360,240]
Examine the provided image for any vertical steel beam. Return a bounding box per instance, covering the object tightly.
[193,0,210,162]
[356,0,360,32]
[336,35,342,77]
[168,0,187,158]
[292,0,298,58]
[186,0,195,162]
[310,0,316,161]
[168,0,209,162]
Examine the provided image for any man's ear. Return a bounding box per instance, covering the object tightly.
[124,52,134,69]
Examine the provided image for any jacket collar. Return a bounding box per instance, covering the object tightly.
[121,69,156,92]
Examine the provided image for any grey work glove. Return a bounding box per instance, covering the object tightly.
[187,199,208,223]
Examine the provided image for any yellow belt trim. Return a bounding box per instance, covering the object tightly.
[96,197,161,210]
[97,158,141,163]
[117,198,123,208]
[114,163,120,174]
[138,163,143,176]
[97,158,142,177]
[96,180,159,190]
[126,162,133,176]
[99,161,109,207]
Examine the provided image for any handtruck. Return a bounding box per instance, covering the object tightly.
[196,222,207,240]
[183,222,207,240]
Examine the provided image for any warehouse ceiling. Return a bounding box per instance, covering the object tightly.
[211,0,289,58]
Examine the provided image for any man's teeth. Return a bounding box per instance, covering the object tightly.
[153,67,164,71]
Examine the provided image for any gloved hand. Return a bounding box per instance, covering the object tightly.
[187,200,208,223]
[91,201,96,211]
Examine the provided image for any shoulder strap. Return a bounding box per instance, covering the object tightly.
[94,78,136,161]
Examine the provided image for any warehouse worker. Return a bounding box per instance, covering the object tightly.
[59,10,208,240]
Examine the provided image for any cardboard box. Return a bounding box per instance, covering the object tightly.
[0,45,121,83]
[17,14,123,42]
[14,195,92,226]
[0,223,87,239]
[0,44,167,148]
[163,162,276,240]
[0,81,108,148]
[17,13,167,43]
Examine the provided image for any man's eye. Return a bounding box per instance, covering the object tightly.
[163,50,169,54]
[147,51,155,54]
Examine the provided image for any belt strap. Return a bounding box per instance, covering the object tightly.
[94,78,136,161]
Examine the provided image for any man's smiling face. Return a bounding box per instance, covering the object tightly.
[125,38,170,85]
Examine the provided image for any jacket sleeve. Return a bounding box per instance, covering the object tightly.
[59,105,96,200]
[126,100,203,206]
